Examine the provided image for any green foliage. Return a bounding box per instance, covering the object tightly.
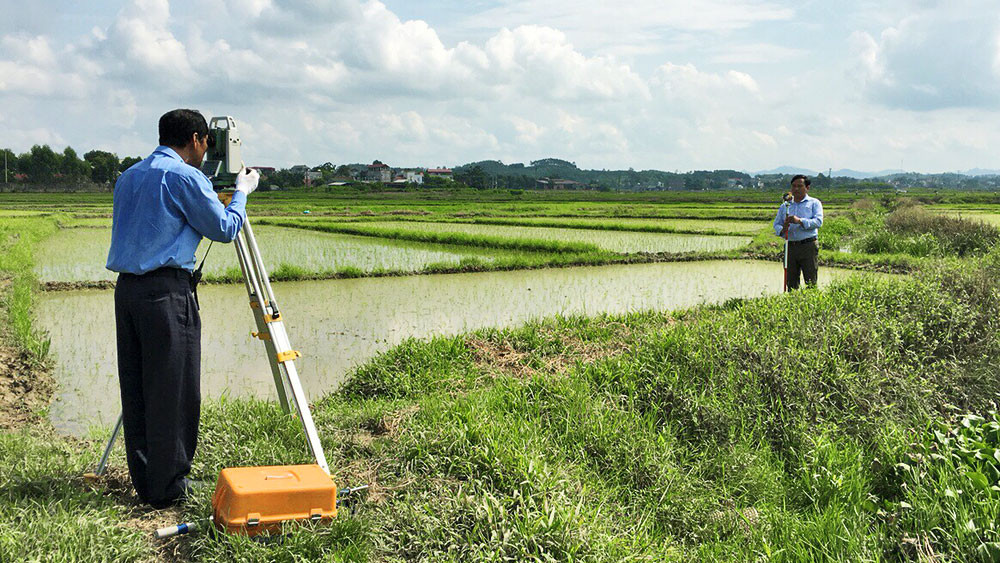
[118,156,142,172]
[0,217,57,357]
[0,431,152,562]
[18,145,60,183]
[83,150,120,184]
[324,259,1000,560]
[887,410,1000,559]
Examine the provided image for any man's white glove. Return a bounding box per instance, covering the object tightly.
[235,167,260,196]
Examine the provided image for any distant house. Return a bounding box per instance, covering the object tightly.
[536,177,585,190]
[324,177,352,188]
[289,165,309,174]
[425,167,452,180]
[364,161,391,183]
[404,170,424,184]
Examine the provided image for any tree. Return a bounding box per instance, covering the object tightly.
[0,148,17,182]
[456,165,487,190]
[19,145,60,182]
[315,162,337,182]
[119,156,142,172]
[84,150,120,184]
[60,146,90,181]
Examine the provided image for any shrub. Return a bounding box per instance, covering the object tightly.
[885,206,1000,257]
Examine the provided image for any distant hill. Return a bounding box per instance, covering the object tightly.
[830,169,904,179]
[752,166,908,179]
[963,168,1000,176]
[753,166,816,176]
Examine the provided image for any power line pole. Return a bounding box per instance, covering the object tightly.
[4,150,7,184]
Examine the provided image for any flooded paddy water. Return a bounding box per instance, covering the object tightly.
[506,216,766,234]
[37,260,871,435]
[33,225,520,282]
[354,221,751,253]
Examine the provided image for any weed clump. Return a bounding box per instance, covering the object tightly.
[855,205,1000,258]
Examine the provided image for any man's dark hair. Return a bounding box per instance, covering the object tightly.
[159,109,209,148]
[790,174,811,187]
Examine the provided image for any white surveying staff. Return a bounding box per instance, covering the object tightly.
[781,192,793,292]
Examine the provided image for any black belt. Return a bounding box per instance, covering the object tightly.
[120,268,200,310]
[789,237,817,246]
[121,267,193,281]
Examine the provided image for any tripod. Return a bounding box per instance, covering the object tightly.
[86,213,329,480]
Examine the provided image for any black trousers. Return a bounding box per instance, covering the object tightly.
[786,238,819,290]
[114,268,201,507]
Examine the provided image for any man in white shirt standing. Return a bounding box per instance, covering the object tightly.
[773,174,824,289]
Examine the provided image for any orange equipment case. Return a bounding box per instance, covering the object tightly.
[212,464,338,536]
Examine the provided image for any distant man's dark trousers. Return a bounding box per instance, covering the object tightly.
[114,268,200,508]
[786,238,819,290]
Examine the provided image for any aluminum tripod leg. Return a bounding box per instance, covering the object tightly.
[234,218,330,475]
[84,412,123,479]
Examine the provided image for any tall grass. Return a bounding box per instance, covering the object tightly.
[0,217,57,358]
[324,254,1000,560]
[855,205,1000,258]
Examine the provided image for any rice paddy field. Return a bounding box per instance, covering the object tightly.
[3,187,1000,561]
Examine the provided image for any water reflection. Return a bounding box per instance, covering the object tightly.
[37,260,866,435]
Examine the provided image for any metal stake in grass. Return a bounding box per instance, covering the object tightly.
[781,192,793,292]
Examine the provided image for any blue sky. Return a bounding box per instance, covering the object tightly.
[1,0,998,172]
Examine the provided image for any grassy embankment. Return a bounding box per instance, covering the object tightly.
[3,195,1000,559]
[0,215,156,560]
[9,253,1000,560]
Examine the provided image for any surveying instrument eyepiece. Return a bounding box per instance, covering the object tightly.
[200,116,244,189]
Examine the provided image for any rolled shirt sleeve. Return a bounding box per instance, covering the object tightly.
[799,200,823,231]
[170,171,246,243]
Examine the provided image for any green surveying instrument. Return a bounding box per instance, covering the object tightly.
[200,116,244,188]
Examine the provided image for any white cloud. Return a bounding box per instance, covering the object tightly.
[851,9,1000,110]
[95,0,195,87]
[1,0,999,173]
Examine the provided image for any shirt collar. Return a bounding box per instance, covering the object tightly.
[153,145,184,162]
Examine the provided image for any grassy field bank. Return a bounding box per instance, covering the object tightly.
[3,192,1000,560]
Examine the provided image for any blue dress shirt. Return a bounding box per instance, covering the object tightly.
[772,195,823,242]
[106,146,247,274]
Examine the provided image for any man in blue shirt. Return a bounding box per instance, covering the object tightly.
[106,109,259,508]
[773,174,823,289]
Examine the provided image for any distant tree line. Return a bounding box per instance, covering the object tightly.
[1,145,142,188]
[5,146,1000,193]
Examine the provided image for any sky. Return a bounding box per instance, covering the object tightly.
[1,0,999,173]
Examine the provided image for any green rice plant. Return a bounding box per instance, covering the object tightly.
[259,219,610,255]
[271,262,310,280]
[0,217,58,358]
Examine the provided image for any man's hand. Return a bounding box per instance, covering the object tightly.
[235,167,260,195]
[784,214,802,226]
